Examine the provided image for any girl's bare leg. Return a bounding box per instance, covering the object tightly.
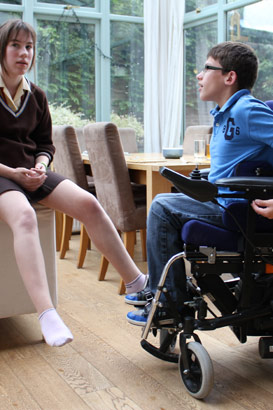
[41,180,147,291]
[0,191,73,347]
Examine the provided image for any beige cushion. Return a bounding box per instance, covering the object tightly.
[0,204,57,318]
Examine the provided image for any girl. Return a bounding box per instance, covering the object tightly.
[0,19,147,347]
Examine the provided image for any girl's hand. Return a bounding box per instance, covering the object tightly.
[34,162,47,172]
[251,199,273,219]
[13,167,47,191]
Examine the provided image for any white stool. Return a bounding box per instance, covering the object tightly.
[0,204,57,318]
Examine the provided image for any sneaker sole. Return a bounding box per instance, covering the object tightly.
[125,298,147,306]
[127,317,147,326]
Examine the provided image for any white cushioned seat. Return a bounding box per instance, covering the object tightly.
[0,204,57,318]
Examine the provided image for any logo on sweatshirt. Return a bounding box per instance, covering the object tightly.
[223,118,240,140]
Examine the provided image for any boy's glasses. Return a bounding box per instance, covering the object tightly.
[202,64,225,73]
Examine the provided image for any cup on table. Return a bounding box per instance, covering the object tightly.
[206,142,210,159]
[194,139,205,162]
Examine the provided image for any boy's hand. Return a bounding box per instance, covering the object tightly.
[251,199,273,220]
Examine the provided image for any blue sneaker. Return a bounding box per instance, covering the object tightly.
[125,289,153,306]
[127,307,149,326]
[127,304,174,327]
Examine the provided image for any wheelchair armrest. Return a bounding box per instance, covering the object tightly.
[199,167,210,180]
[216,176,273,191]
[160,167,218,202]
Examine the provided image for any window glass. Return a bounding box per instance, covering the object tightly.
[111,21,144,149]
[186,0,216,13]
[227,1,273,102]
[111,0,143,17]
[37,19,95,121]
[0,11,21,23]
[0,0,21,4]
[185,21,217,128]
[39,0,94,6]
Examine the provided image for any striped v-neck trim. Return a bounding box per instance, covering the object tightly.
[0,78,31,118]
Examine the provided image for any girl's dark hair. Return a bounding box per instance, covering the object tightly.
[0,19,36,73]
[208,41,258,90]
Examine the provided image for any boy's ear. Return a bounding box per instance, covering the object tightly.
[225,70,237,86]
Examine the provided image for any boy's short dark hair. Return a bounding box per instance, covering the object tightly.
[208,41,258,90]
[0,19,36,74]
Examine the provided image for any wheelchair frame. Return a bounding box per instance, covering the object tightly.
[140,169,273,399]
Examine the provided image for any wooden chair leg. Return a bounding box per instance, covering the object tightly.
[98,256,109,281]
[140,228,147,261]
[77,224,90,268]
[55,210,63,252]
[59,214,73,259]
[118,231,136,295]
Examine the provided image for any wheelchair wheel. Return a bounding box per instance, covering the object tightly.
[179,341,214,399]
[159,329,177,353]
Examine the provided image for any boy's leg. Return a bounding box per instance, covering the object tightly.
[127,193,224,325]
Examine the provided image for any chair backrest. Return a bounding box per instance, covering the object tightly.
[183,125,213,155]
[118,127,138,153]
[52,125,89,190]
[75,127,86,153]
[83,122,146,232]
[265,100,273,110]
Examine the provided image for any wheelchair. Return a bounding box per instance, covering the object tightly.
[140,165,273,399]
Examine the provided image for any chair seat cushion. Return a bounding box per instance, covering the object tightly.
[181,219,240,251]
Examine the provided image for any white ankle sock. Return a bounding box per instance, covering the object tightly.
[39,308,73,347]
[125,273,148,294]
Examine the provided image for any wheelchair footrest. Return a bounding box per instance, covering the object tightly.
[140,339,179,363]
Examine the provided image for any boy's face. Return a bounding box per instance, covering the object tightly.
[196,57,230,107]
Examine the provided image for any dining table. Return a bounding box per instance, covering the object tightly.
[82,152,210,215]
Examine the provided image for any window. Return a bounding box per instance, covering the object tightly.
[184,21,217,128]
[111,21,144,124]
[40,0,94,6]
[111,0,143,16]
[184,0,273,132]
[227,1,273,102]
[37,19,96,120]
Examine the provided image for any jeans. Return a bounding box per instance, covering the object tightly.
[147,193,224,309]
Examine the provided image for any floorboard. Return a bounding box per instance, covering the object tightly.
[0,233,273,409]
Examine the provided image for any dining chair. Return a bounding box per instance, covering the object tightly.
[82,122,147,294]
[183,125,213,155]
[118,127,138,153]
[52,125,95,262]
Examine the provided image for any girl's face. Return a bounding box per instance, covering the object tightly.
[4,29,34,78]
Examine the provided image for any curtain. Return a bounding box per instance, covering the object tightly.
[144,0,185,152]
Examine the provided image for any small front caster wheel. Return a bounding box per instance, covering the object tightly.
[179,341,214,399]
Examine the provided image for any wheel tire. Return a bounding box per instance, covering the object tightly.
[159,329,177,353]
[179,341,214,399]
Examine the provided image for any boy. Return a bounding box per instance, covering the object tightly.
[126,41,273,325]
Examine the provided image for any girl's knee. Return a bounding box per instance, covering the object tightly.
[17,206,37,232]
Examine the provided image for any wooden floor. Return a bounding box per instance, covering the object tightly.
[1,234,273,410]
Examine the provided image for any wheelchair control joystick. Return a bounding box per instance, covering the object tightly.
[190,166,202,180]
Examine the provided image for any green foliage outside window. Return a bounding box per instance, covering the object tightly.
[111,0,143,16]
[111,21,144,123]
[37,19,95,121]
